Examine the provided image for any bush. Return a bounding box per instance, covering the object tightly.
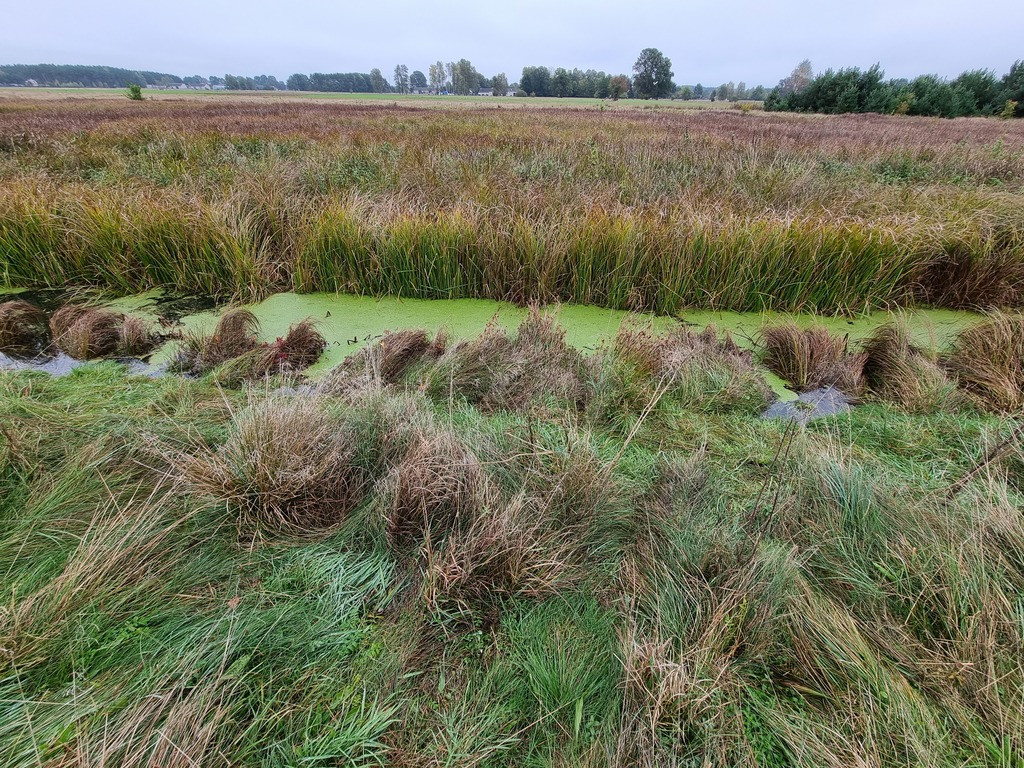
[126,83,144,101]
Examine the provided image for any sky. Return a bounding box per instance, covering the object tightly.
[5,0,1022,85]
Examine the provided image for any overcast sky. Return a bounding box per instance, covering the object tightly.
[5,0,1021,85]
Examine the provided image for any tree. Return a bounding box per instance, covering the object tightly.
[778,59,814,95]
[952,69,998,115]
[287,73,310,91]
[693,83,704,98]
[369,68,388,93]
[428,61,445,93]
[410,70,427,89]
[609,75,630,100]
[125,83,143,101]
[997,60,1024,118]
[520,66,551,97]
[393,64,409,94]
[552,67,571,97]
[677,85,693,100]
[632,48,673,99]
[492,72,509,96]
[451,59,478,95]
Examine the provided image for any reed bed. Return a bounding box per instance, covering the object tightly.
[1,98,1023,311]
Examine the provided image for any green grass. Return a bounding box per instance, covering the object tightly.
[1,314,1022,765]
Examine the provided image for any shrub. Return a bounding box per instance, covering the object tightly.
[126,83,144,101]
[0,300,50,357]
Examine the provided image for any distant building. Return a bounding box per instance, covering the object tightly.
[24,79,38,87]
[410,86,430,95]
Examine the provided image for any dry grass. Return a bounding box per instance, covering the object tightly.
[51,306,123,359]
[0,299,49,356]
[176,397,367,537]
[49,305,157,359]
[424,309,589,412]
[944,313,1024,412]
[861,321,960,411]
[171,308,260,375]
[385,430,483,548]
[760,323,866,394]
[323,329,446,395]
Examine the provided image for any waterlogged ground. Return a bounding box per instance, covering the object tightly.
[2,287,982,400]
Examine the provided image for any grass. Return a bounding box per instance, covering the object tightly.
[1,315,1022,766]
[0,97,1022,312]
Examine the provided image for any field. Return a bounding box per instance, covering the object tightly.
[2,94,1024,767]
[2,94,1023,312]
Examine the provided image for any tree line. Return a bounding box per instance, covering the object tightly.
[766,60,1024,118]
[0,64,182,88]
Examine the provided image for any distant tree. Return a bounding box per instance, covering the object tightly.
[951,69,998,115]
[778,59,814,95]
[287,73,310,91]
[428,61,445,93]
[735,81,747,100]
[551,67,571,97]
[208,75,224,86]
[609,75,630,100]
[677,85,693,100]
[520,66,551,97]
[393,64,410,94]
[716,83,729,101]
[998,60,1024,117]
[369,68,389,93]
[632,48,673,99]
[492,72,509,96]
[693,83,704,98]
[182,75,207,87]
[451,59,478,95]
[749,84,767,100]
[126,83,143,101]
[410,70,427,89]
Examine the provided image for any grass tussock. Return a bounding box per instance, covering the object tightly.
[424,309,589,412]
[176,396,367,538]
[175,311,325,384]
[944,313,1024,412]
[50,305,156,359]
[760,323,866,394]
[385,430,483,548]
[324,328,446,394]
[861,321,960,411]
[0,299,49,356]
[593,324,774,426]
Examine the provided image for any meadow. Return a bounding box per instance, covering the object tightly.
[2,94,1024,767]
[1,95,1023,312]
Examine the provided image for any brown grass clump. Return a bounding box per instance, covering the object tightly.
[118,314,157,356]
[172,308,261,375]
[176,397,367,538]
[861,321,959,411]
[386,431,483,548]
[944,314,1024,412]
[0,300,49,356]
[760,323,866,394]
[322,329,447,395]
[271,318,326,372]
[51,306,123,359]
[422,494,591,617]
[424,309,589,412]
[596,324,774,421]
